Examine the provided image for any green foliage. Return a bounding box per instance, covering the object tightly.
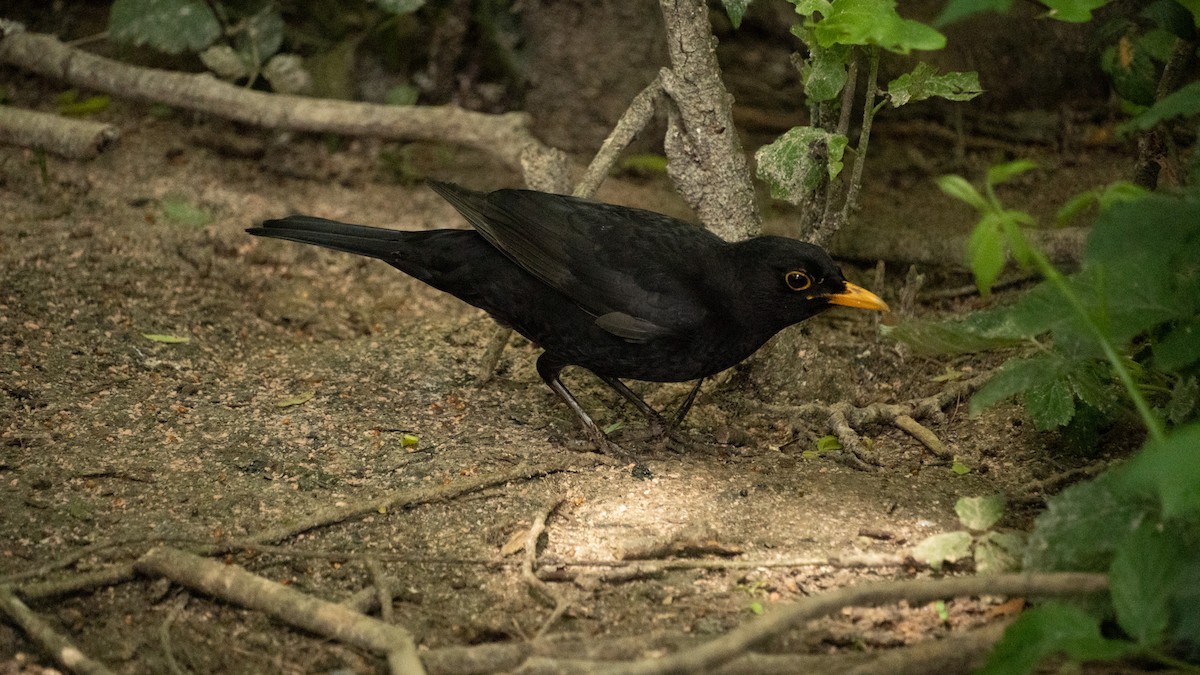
[894,168,1200,433]
[55,90,111,116]
[721,0,752,28]
[937,0,1110,26]
[1006,423,1200,670]
[758,1,978,230]
[912,495,1026,574]
[1124,81,1200,132]
[885,63,982,107]
[109,0,222,54]
[755,127,848,204]
[800,0,946,53]
[107,0,422,94]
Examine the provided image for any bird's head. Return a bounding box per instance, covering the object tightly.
[736,236,889,329]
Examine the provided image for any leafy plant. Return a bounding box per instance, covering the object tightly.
[982,423,1200,673]
[106,0,424,94]
[890,162,1199,436]
[726,0,981,243]
[912,495,1026,574]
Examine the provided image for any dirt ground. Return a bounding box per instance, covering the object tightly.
[0,79,1137,673]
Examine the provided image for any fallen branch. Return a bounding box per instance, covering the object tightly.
[134,547,426,674]
[0,104,118,158]
[590,572,1108,675]
[0,585,116,675]
[0,28,547,171]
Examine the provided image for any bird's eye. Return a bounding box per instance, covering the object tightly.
[785,270,812,291]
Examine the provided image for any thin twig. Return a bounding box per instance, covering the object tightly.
[838,47,880,232]
[575,76,663,199]
[893,414,951,460]
[522,500,572,638]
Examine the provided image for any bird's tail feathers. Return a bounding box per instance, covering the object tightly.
[247,216,410,261]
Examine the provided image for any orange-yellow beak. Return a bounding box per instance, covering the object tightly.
[828,282,889,312]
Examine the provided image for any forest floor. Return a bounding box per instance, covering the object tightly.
[0,82,1137,674]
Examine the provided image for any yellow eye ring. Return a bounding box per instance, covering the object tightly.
[785,270,812,291]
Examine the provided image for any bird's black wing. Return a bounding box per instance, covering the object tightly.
[429,181,725,342]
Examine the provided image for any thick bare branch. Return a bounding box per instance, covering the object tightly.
[0,104,118,158]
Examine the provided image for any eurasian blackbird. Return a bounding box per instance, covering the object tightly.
[248,181,888,446]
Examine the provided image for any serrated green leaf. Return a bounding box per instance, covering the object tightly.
[142,333,190,343]
[755,127,848,204]
[721,0,751,28]
[955,494,1005,531]
[912,531,972,571]
[935,174,988,211]
[1110,519,1187,645]
[1119,423,1200,520]
[986,159,1038,187]
[809,0,946,53]
[1024,377,1076,429]
[797,39,851,102]
[975,531,1026,574]
[886,63,981,107]
[108,0,221,54]
[1025,471,1151,573]
[276,390,315,408]
[979,603,1135,675]
[970,354,1064,416]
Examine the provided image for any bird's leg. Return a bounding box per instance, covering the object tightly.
[536,354,615,451]
[672,379,704,426]
[596,375,670,431]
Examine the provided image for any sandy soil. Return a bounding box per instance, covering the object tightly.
[0,88,1134,673]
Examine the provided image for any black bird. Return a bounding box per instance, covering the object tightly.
[247,181,888,447]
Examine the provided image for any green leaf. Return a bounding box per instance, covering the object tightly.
[1025,471,1151,573]
[748,601,765,615]
[108,0,221,54]
[276,390,315,408]
[971,354,1063,417]
[142,333,190,343]
[162,196,213,227]
[810,0,946,53]
[722,0,752,28]
[385,84,420,106]
[200,45,252,80]
[370,0,425,13]
[401,433,419,448]
[935,174,988,211]
[1167,376,1198,425]
[1023,376,1076,429]
[933,0,1013,27]
[1042,0,1108,22]
[886,63,982,107]
[986,159,1038,187]
[262,54,312,95]
[979,603,1135,675]
[790,0,833,15]
[816,435,843,452]
[1119,423,1200,520]
[54,91,111,116]
[1155,316,1200,372]
[792,26,851,102]
[234,6,285,65]
[755,127,848,204]
[951,456,972,474]
[967,212,1007,297]
[911,531,972,571]
[1110,518,1187,645]
[975,531,1026,574]
[955,495,1005,531]
[1102,37,1159,107]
